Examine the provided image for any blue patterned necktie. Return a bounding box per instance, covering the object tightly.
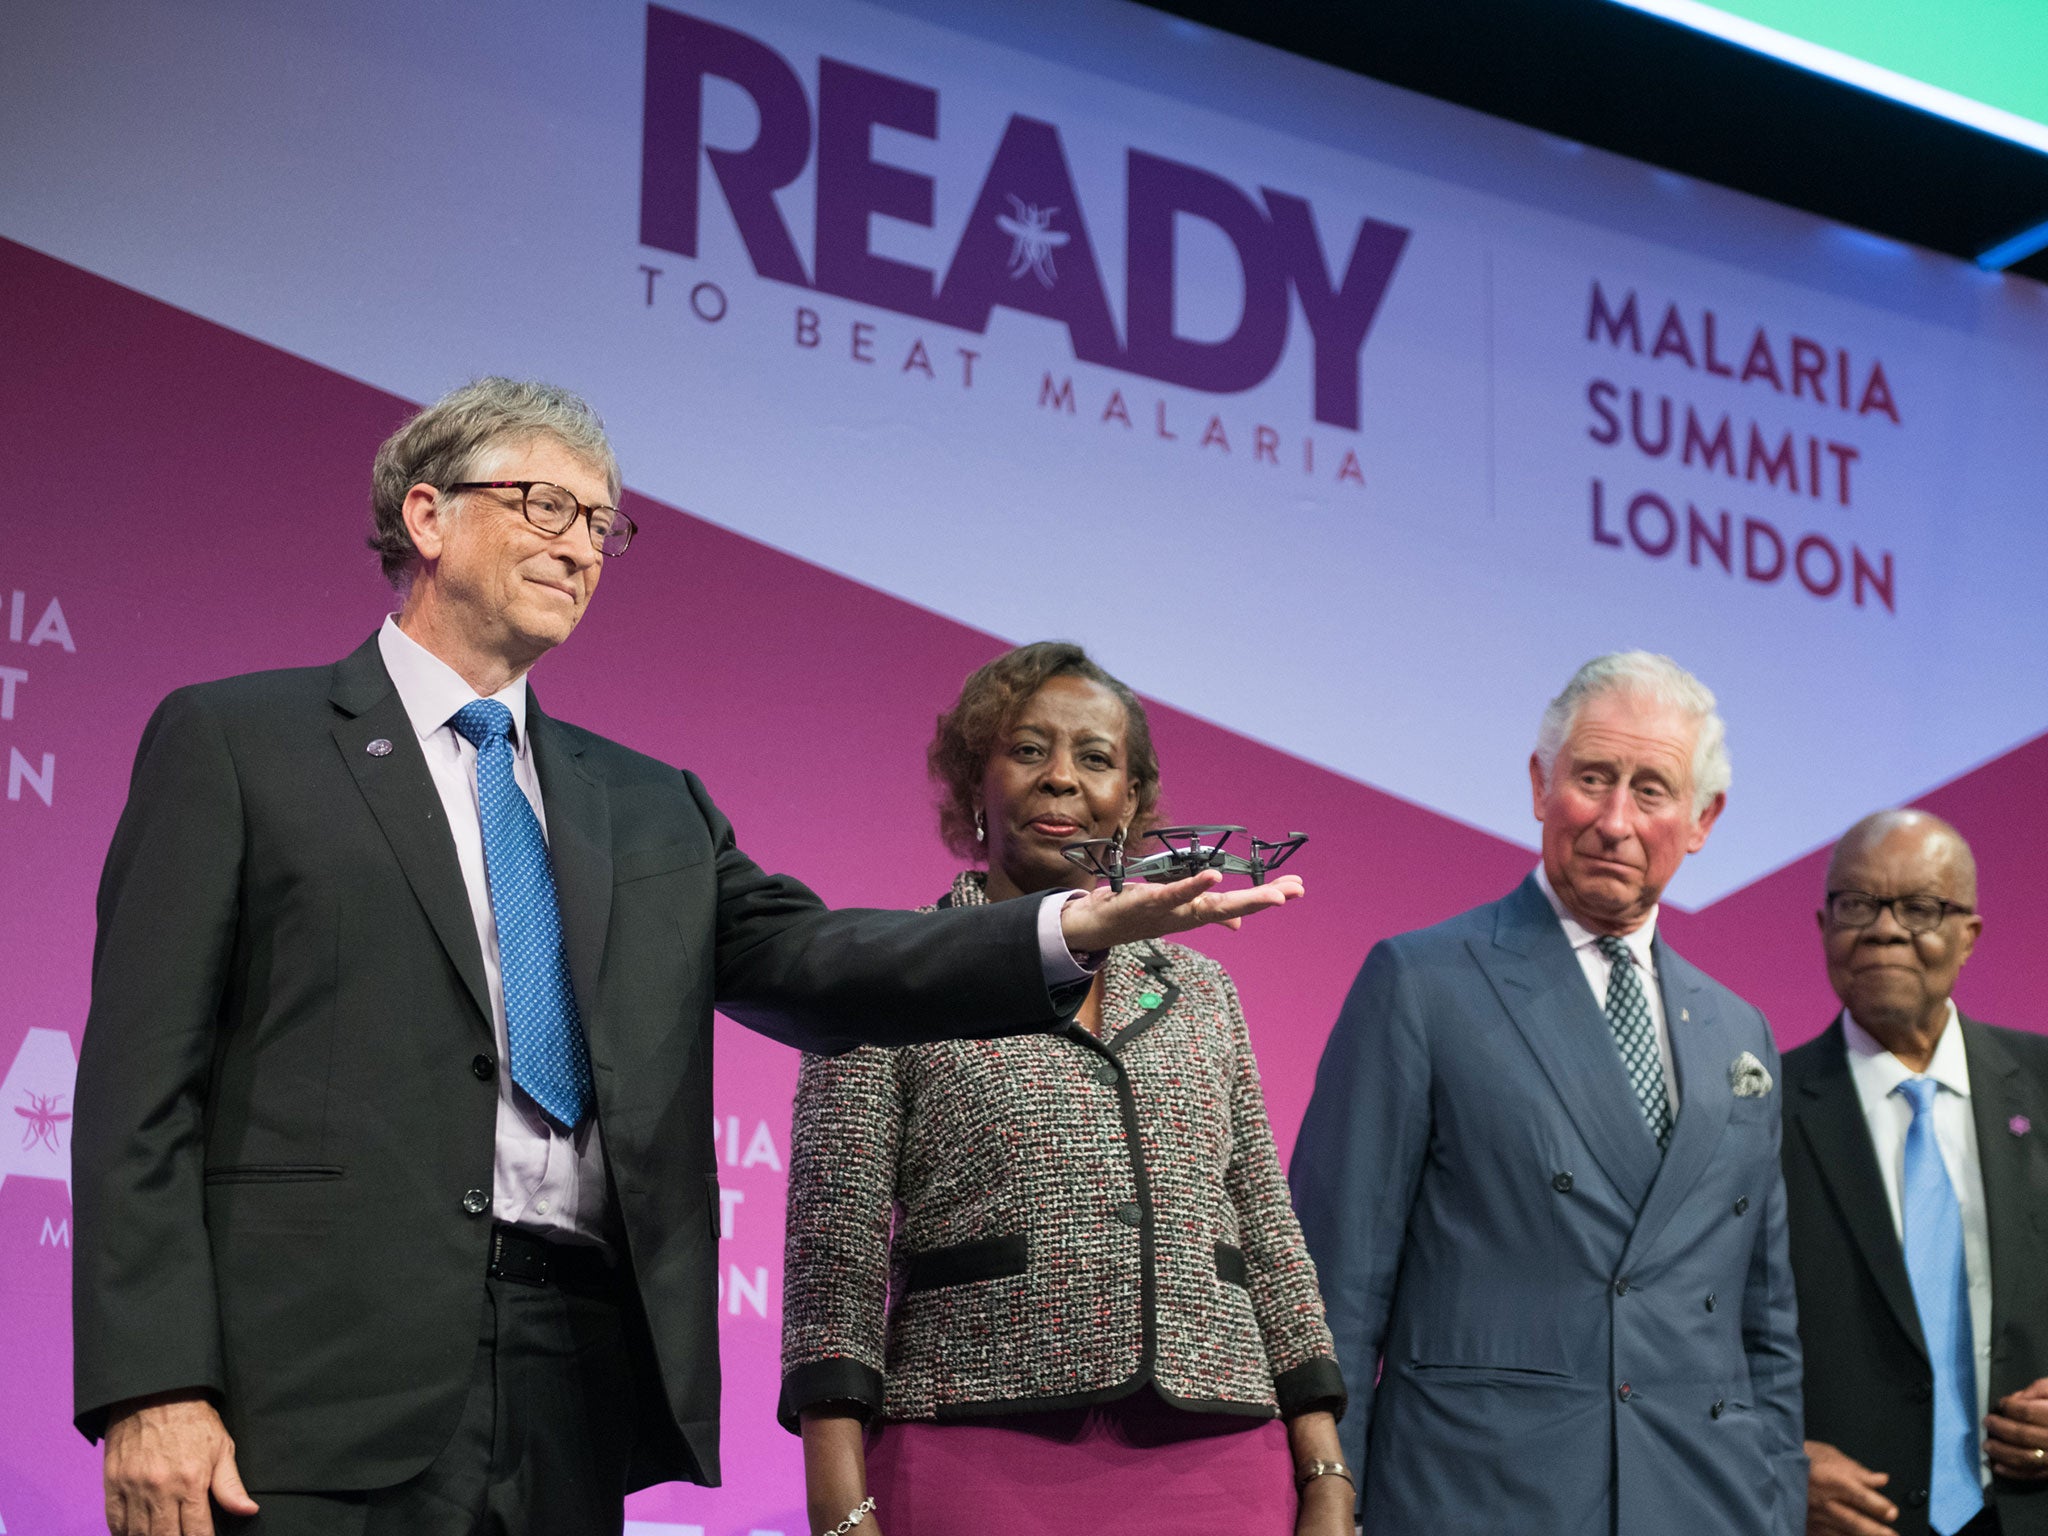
[1895,1076,1982,1535]
[449,699,593,1130]
[1595,935,1673,1150]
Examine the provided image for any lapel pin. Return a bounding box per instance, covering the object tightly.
[1680,1008,1690,1022]
[365,738,393,757]
[2011,1115,2032,1138]
[1137,990,1163,1011]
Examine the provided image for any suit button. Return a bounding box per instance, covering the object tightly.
[1617,1382,1633,1402]
[1704,1293,1717,1312]
[472,1054,495,1081]
[1096,1064,1119,1085]
[1733,1196,1750,1215]
[1614,1277,1630,1296]
[461,1188,488,1216]
[1904,1489,1928,1509]
[1710,1399,1725,1419]
[1114,1202,1144,1227]
[1552,1171,1574,1193]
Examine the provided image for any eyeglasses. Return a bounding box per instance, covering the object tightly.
[1823,890,1974,933]
[443,480,636,557]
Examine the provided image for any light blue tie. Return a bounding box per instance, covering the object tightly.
[1894,1076,1981,1535]
[449,700,593,1130]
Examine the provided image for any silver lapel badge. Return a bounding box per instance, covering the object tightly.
[365,738,393,757]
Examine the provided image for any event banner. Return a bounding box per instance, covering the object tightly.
[3,1,2046,1532]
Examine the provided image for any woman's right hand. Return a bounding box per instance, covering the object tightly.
[799,1409,884,1536]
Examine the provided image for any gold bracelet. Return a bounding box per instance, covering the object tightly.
[1296,1459,1354,1491]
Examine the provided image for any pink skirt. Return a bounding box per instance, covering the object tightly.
[864,1390,1295,1536]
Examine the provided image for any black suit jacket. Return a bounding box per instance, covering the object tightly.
[1783,1014,2048,1536]
[72,635,1077,1492]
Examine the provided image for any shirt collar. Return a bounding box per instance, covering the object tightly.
[1533,862,1658,971]
[377,615,530,750]
[1843,999,1969,1100]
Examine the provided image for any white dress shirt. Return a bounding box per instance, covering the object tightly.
[379,618,612,1244]
[376,617,1093,1248]
[1534,864,1680,1115]
[1843,1004,1993,1480]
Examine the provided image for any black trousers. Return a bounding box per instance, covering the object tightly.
[224,1275,636,1536]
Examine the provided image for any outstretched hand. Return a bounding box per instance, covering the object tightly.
[1058,870,1304,954]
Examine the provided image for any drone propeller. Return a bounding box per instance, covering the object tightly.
[1060,836,1130,893]
[1248,833,1308,874]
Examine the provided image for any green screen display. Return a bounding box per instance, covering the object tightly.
[1706,0,2048,129]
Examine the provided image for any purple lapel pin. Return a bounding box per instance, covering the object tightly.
[2010,1114,2032,1138]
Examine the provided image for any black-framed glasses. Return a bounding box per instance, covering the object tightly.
[443,480,636,557]
[1824,890,1974,933]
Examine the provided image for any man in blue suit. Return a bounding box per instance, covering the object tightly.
[1292,651,1804,1535]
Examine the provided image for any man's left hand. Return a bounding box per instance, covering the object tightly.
[1058,870,1304,954]
[1987,1379,2048,1481]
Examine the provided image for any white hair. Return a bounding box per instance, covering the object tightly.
[1534,651,1731,818]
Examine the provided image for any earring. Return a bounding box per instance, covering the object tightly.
[974,810,985,843]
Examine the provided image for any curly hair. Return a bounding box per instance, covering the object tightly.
[929,642,1162,860]
[366,377,621,588]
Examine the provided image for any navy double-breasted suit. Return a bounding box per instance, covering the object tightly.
[1292,876,1805,1534]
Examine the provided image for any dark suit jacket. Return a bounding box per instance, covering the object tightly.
[1783,1014,2048,1536]
[71,635,1077,1493]
[1292,876,1805,1536]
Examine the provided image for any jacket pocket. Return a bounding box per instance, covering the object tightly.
[903,1233,1029,1294]
[203,1164,345,1185]
[614,838,711,884]
[1406,1361,1576,1385]
[1215,1242,1249,1289]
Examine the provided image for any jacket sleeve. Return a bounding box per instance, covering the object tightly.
[1741,1015,1808,1536]
[689,773,1084,1051]
[1288,937,1434,1502]
[778,1043,905,1431]
[71,687,243,1439]
[1218,969,1345,1420]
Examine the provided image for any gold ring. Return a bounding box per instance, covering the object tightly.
[2034,1448,2046,1463]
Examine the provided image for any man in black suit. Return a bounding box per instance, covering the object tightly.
[1784,810,2048,1536]
[71,379,1300,1536]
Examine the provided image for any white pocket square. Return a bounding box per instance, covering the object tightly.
[1730,1051,1774,1098]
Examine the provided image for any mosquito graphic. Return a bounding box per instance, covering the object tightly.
[16,1092,70,1154]
[995,195,1070,288]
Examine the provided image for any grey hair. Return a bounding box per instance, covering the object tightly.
[367,377,621,588]
[1534,651,1731,817]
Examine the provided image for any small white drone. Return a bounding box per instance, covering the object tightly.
[1060,824,1307,895]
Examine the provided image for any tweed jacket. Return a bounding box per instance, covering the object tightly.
[779,872,1344,1429]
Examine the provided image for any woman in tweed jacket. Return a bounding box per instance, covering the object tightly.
[781,643,1348,1536]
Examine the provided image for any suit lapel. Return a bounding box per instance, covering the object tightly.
[1964,1018,2036,1383]
[1475,877,1660,1211]
[1793,1016,1928,1361]
[1103,944,1178,1056]
[330,636,492,1031]
[1620,945,1735,1268]
[526,699,612,1028]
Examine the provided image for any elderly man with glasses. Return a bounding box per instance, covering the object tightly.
[69,378,1301,1536]
[1783,809,2048,1536]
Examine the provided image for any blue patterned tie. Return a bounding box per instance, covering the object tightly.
[1894,1076,1981,1534]
[449,700,593,1130]
[1596,935,1673,1150]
